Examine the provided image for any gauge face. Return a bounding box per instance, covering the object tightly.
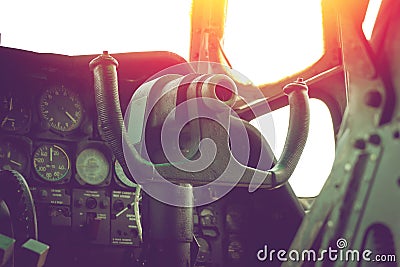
[39,86,83,132]
[115,160,137,188]
[33,144,70,182]
[76,148,110,185]
[0,140,29,174]
[0,93,30,132]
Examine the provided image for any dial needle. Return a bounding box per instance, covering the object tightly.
[1,116,8,127]
[1,117,15,127]
[65,111,77,123]
[9,97,13,111]
[10,159,22,167]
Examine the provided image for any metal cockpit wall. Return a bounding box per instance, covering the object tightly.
[284,0,400,266]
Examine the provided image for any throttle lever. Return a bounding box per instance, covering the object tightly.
[89,51,133,179]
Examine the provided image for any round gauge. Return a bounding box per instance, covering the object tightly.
[0,140,29,174]
[76,148,110,185]
[39,86,83,132]
[115,160,137,188]
[0,93,30,132]
[33,144,70,182]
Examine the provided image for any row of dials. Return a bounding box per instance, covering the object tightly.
[1,85,83,134]
[0,139,135,188]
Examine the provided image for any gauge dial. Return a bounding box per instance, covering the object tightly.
[76,148,110,185]
[0,140,29,174]
[115,160,137,188]
[1,93,30,132]
[39,86,83,132]
[33,144,70,182]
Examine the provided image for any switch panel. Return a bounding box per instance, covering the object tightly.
[72,189,110,245]
[111,190,141,246]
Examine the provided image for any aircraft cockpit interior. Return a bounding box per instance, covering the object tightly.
[0,0,399,266]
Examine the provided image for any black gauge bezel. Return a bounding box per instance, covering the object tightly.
[0,91,32,134]
[0,135,32,177]
[38,85,84,134]
[32,143,72,184]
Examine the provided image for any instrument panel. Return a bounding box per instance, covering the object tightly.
[0,84,113,186]
[0,47,303,267]
[0,47,192,266]
[0,74,145,260]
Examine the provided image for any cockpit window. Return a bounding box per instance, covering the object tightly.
[362,0,382,39]
[1,0,381,84]
[223,0,324,85]
[0,0,192,56]
[251,99,335,197]
[2,0,326,85]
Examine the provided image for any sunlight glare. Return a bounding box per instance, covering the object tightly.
[0,0,191,56]
[223,0,324,85]
[362,0,382,39]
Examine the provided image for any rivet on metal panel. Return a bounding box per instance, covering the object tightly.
[344,163,352,171]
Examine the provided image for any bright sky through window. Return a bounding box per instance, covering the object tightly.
[224,0,324,85]
[0,0,192,56]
